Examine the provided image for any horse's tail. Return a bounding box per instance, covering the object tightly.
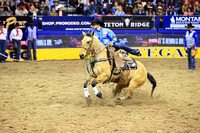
[147,72,156,97]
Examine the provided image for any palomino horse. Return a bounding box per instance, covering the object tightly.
[79,32,156,102]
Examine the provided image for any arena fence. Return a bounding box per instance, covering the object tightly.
[1,15,199,61]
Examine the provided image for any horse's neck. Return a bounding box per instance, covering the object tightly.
[93,38,107,59]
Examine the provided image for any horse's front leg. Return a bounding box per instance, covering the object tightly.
[83,75,93,98]
[91,73,110,99]
[83,75,94,105]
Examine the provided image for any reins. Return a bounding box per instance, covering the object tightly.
[83,35,114,81]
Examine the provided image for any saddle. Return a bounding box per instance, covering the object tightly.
[115,51,137,71]
[107,47,137,75]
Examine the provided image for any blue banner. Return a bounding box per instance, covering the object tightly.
[42,16,91,31]
[102,16,153,30]
[163,16,200,30]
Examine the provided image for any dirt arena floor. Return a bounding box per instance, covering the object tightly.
[0,58,200,133]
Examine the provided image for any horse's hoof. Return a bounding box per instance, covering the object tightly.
[114,98,122,105]
[86,96,91,105]
[96,92,103,99]
[117,98,121,100]
[107,101,116,107]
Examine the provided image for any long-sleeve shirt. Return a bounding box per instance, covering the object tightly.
[15,8,28,16]
[0,11,10,16]
[184,30,198,48]
[114,11,126,16]
[93,27,117,45]
[25,26,39,40]
[0,28,7,40]
[9,28,23,41]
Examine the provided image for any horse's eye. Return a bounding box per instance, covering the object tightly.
[87,41,90,44]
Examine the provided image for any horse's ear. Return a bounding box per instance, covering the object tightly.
[82,31,86,36]
[91,32,94,37]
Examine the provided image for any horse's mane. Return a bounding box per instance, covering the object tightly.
[84,32,103,47]
[86,33,92,37]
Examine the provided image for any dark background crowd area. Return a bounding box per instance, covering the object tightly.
[0,0,200,17]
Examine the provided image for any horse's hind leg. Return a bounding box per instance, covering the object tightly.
[117,80,141,101]
[112,84,125,98]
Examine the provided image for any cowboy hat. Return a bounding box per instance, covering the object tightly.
[90,0,95,3]
[15,22,20,26]
[157,6,163,10]
[156,0,163,4]
[53,0,59,2]
[91,18,104,27]
[57,5,63,9]
[186,23,195,28]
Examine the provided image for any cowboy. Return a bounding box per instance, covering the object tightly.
[51,0,59,11]
[9,22,23,61]
[0,22,7,62]
[0,5,10,16]
[91,18,140,56]
[25,20,39,61]
[184,23,198,70]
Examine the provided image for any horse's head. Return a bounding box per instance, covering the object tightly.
[79,31,94,59]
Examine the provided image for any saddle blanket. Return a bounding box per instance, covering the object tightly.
[121,58,137,71]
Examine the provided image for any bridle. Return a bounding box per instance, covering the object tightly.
[81,36,94,59]
[81,35,110,78]
[81,35,107,58]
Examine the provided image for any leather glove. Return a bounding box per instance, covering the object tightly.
[109,42,114,47]
[135,50,140,56]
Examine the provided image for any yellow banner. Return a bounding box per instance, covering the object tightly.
[4,47,200,61]
[132,47,200,58]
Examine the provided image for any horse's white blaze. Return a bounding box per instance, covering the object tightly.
[92,87,99,95]
[84,88,90,97]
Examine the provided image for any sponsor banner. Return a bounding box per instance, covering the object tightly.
[163,16,200,30]
[102,16,153,30]
[36,34,154,48]
[5,48,80,61]
[157,35,186,46]
[42,16,91,31]
[36,33,189,48]
[6,33,193,49]
[0,16,33,40]
[5,49,28,61]
[5,47,200,61]
[36,35,82,48]
[133,47,192,58]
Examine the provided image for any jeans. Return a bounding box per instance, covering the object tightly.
[0,40,6,61]
[113,43,139,55]
[187,47,195,69]
[27,40,37,60]
[13,40,21,60]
